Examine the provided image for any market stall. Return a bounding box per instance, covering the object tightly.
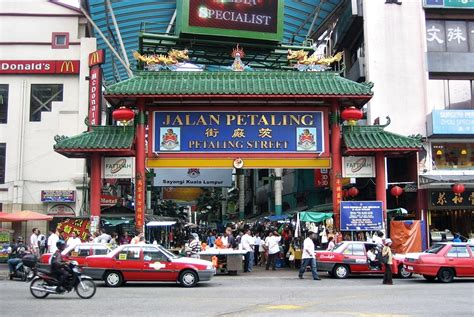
[199,249,247,275]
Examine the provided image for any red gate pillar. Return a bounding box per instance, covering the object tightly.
[135,99,146,233]
[331,100,343,231]
[90,153,101,217]
[375,152,387,226]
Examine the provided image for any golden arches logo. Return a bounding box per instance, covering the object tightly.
[60,60,74,72]
[89,51,100,65]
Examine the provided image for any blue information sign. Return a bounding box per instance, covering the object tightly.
[340,201,384,231]
[153,111,325,153]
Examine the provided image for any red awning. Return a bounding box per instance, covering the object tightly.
[0,210,53,222]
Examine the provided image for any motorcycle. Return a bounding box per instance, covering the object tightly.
[29,261,96,299]
[9,253,37,282]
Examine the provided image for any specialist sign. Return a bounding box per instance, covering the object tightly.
[153,168,233,187]
[153,111,325,154]
[177,0,284,42]
[0,60,80,74]
[340,201,384,231]
[41,190,76,203]
[103,157,134,179]
[342,156,376,178]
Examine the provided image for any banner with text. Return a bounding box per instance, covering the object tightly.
[154,168,233,187]
[340,201,384,231]
[153,111,325,154]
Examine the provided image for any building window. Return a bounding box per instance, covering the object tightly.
[30,84,63,122]
[0,143,5,184]
[432,142,474,169]
[52,32,69,49]
[0,84,8,124]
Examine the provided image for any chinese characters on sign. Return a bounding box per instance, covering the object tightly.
[426,20,474,52]
[429,190,474,209]
[154,111,325,154]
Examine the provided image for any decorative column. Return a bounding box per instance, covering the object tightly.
[331,100,343,231]
[90,153,102,218]
[135,99,146,232]
[274,168,283,216]
[375,152,387,226]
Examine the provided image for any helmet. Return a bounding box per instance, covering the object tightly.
[384,238,393,245]
[56,239,66,250]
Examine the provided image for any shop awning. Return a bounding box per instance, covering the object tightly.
[54,126,135,158]
[299,212,333,223]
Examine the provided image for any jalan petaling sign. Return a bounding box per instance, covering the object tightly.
[153,111,325,154]
[177,0,284,41]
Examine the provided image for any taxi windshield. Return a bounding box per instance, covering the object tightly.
[424,244,445,254]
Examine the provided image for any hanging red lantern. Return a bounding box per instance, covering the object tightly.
[452,183,465,195]
[341,106,363,126]
[112,106,135,125]
[348,186,359,197]
[390,185,403,197]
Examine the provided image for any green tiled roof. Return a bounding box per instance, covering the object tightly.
[54,126,134,151]
[343,125,422,151]
[105,71,374,96]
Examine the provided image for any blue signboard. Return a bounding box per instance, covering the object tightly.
[427,110,474,136]
[340,201,384,231]
[153,111,325,153]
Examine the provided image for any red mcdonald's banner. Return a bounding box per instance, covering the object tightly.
[0,60,79,74]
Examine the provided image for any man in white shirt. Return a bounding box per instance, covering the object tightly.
[30,228,39,256]
[47,229,59,253]
[66,232,81,248]
[241,229,255,272]
[298,231,321,280]
[265,231,281,271]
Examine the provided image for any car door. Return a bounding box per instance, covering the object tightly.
[142,246,174,281]
[113,246,143,281]
[445,245,472,276]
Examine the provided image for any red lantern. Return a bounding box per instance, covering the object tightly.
[390,186,403,197]
[341,106,363,126]
[452,183,465,195]
[112,106,135,125]
[348,186,359,198]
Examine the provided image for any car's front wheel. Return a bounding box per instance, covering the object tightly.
[437,268,454,283]
[104,271,123,287]
[333,264,349,279]
[179,270,198,287]
[398,265,413,279]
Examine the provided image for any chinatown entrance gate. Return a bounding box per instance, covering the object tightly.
[101,70,374,231]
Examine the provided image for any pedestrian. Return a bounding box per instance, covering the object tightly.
[265,231,281,271]
[298,231,321,280]
[120,231,132,245]
[30,228,39,256]
[66,232,81,248]
[382,238,393,285]
[241,228,254,272]
[47,229,60,253]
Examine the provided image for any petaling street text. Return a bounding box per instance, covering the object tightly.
[163,114,314,126]
[188,140,289,150]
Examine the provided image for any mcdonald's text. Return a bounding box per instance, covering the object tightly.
[0,60,79,74]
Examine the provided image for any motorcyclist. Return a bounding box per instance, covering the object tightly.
[50,239,70,292]
[7,236,27,280]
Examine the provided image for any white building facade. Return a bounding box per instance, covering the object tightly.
[0,0,96,234]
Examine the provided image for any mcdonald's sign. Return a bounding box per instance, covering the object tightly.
[0,60,79,74]
[88,49,105,67]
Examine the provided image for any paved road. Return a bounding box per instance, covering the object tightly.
[1,267,473,317]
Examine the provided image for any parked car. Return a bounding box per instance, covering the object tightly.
[316,241,411,279]
[83,244,215,287]
[39,243,112,266]
[403,242,474,283]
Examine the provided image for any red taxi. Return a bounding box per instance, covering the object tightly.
[315,241,411,279]
[403,242,474,283]
[83,244,215,287]
[40,243,112,266]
